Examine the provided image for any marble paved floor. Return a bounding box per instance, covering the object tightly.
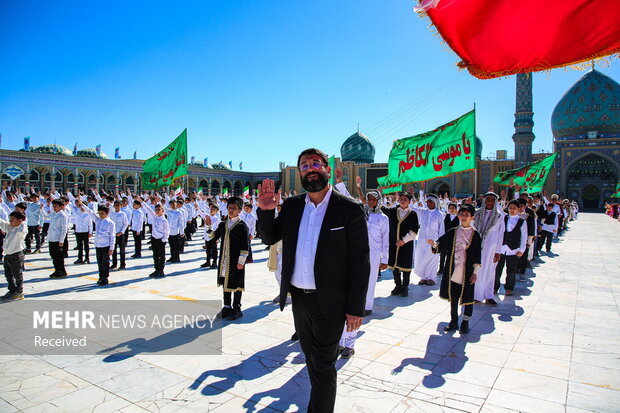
[1,212,619,412]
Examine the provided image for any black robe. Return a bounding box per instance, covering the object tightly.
[210,218,250,292]
[382,207,419,272]
[433,227,482,305]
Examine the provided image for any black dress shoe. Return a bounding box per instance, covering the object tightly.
[210,263,218,269]
[291,332,299,341]
[364,310,372,316]
[444,321,458,332]
[109,265,117,270]
[390,285,401,295]
[459,320,470,334]
[118,266,126,270]
[152,272,165,278]
[227,308,243,320]
[149,271,158,278]
[399,286,409,297]
[73,259,84,265]
[50,272,67,278]
[200,262,210,268]
[485,299,497,306]
[338,345,345,354]
[220,306,232,319]
[340,347,355,359]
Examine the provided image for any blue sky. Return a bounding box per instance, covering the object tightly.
[1,0,618,172]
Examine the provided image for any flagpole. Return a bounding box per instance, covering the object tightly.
[473,102,478,197]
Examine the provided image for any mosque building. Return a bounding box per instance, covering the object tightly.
[281,69,619,210]
[0,145,279,196]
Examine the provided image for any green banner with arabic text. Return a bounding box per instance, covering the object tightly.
[493,153,557,193]
[142,129,188,190]
[377,176,403,194]
[387,110,476,184]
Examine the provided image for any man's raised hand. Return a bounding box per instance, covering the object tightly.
[257,179,277,210]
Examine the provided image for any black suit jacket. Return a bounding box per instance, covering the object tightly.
[257,189,370,317]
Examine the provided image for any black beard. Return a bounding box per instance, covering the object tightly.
[301,171,328,193]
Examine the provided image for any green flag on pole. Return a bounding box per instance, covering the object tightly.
[328,155,335,186]
[611,182,620,198]
[493,153,557,193]
[377,176,403,194]
[387,109,476,184]
[197,187,203,194]
[222,187,229,196]
[243,185,250,198]
[141,129,188,190]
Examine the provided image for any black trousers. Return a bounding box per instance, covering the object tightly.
[449,281,473,322]
[3,252,24,293]
[223,290,242,308]
[124,228,129,244]
[132,230,142,256]
[0,232,5,259]
[25,225,41,250]
[184,222,193,240]
[539,230,553,252]
[113,234,126,267]
[49,241,66,274]
[392,268,411,287]
[439,249,449,273]
[516,247,529,274]
[247,238,253,261]
[63,235,69,257]
[169,234,181,261]
[151,238,166,272]
[205,239,218,264]
[96,247,111,280]
[290,286,344,413]
[41,223,49,243]
[75,232,90,261]
[495,253,518,292]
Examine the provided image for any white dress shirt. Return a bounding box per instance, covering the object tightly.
[87,210,116,250]
[241,211,256,237]
[166,208,185,236]
[291,187,333,289]
[71,206,94,234]
[110,210,129,235]
[0,220,28,255]
[130,208,145,231]
[47,210,69,243]
[142,206,170,242]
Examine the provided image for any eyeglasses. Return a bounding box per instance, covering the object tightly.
[299,162,325,172]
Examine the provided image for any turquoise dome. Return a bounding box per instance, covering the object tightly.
[211,163,231,170]
[341,131,375,163]
[29,144,72,156]
[551,69,620,139]
[475,136,483,158]
[75,148,109,159]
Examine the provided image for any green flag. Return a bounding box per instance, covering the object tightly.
[243,185,250,198]
[387,109,476,184]
[494,153,557,193]
[141,129,188,190]
[328,155,335,186]
[197,187,203,194]
[377,176,403,194]
[222,188,229,196]
[611,182,620,198]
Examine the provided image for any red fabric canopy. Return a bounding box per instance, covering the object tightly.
[420,0,620,79]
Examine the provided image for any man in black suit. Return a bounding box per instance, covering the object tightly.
[257,148,370,413]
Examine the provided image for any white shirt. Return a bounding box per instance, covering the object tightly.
[47,209,69,243]
[88,211,116,250]
[110,210,129,235]
[166,208,185,236]
[142,206,170,242]
[130,208,145,231]
[71,206,94,234]
[0,220,27,255]
[241,211,256,237]
[291,187,333,289]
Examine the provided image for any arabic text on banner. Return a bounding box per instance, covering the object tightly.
[493,153,557,193]
[377,175,403,194]
[387,109,476,184]
[142,129,188,190]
